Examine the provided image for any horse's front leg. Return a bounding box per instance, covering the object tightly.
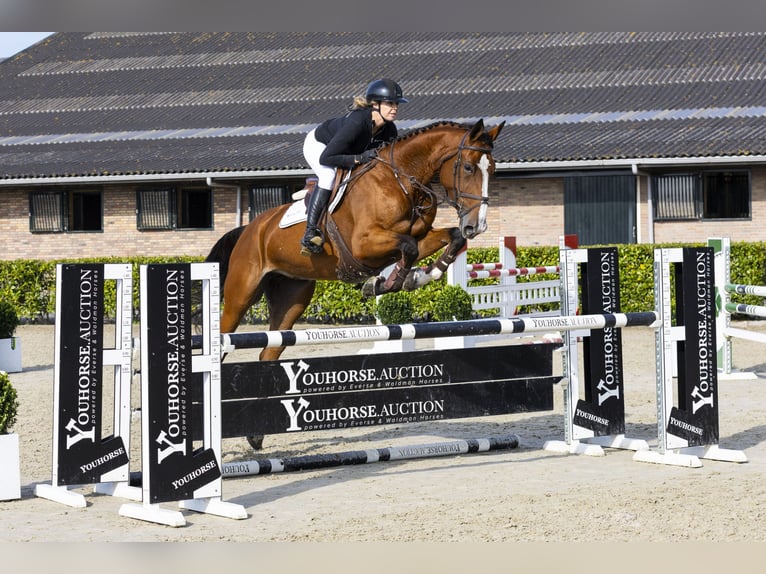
[360,235,420,297]
[402,227,465,291]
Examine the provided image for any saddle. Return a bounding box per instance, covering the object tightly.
[278,166,381,283]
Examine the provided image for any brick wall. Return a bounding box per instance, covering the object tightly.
[0,184,245,261]
[650,166,766,243]
[3,169,766,261]
[431,177,565,249]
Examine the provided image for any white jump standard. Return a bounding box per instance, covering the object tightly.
[37,241,749,529]
[35,263,140,508]
[633,247,747,467]
[544,245,652,456]
[709,236,766,380]
[118,263,246,527]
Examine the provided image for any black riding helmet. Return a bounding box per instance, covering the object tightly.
[365,78,409,103]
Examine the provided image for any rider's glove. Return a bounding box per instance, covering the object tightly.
[355,149,378,165]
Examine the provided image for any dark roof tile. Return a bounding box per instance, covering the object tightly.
[3,32,766,180]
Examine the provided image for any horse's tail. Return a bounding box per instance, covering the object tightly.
[204,225,247,295]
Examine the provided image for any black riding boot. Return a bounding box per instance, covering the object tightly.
[300,186,332,256]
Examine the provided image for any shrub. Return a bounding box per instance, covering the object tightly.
[0,301,19,339]
[432,284,473,321]
[374,291,414,324]
[0,371,18,434]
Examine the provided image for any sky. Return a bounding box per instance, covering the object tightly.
[0,32,53,58]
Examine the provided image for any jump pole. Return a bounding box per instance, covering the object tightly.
[124,435,520,480]
[194,312,659,353]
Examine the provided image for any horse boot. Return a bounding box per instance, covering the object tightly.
[300,186,332,256]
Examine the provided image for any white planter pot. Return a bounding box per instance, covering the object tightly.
[0,432,21,500]
[0,337,22,373]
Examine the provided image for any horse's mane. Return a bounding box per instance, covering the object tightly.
[395,120,469,143]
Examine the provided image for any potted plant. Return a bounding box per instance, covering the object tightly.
[0,301,21,373]
[0,369,21,500]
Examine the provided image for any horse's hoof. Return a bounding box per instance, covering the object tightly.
[361,276,382,298]
[403,268,429,291]
[246,435,264,450]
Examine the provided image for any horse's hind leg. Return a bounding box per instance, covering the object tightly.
[219,261,265,336]
[246,275,315,452]
[260,275,317,361]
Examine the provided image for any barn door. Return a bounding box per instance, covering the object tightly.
[564,174,636,245]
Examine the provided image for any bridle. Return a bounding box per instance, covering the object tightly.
[441,130,494,220]
[368,128,494,222]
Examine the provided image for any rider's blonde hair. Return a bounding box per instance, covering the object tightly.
[349,95,374,110]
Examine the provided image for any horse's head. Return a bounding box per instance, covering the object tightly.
[439,119,505,239]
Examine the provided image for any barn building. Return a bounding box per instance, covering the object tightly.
[2,32,766,260]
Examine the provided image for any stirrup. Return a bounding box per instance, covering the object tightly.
[300,234,324,256]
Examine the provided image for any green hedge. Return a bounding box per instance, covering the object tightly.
[1,240,765,323]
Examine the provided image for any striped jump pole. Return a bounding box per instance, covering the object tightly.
[125,435,520,481]
[465,262,504,271]
[466,265,560,279]
[726,283,766,297]
[726,302,766,319]
[193,312,660,353]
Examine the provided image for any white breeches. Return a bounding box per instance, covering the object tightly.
[303,128,337,189]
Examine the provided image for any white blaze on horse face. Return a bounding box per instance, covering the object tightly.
[477,154,490,233]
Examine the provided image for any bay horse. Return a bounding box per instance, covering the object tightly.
[205,119,505,362]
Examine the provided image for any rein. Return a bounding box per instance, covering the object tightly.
[372,129,494,222]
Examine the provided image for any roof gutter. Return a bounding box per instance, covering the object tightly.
[0,169,314,187]
[496,155,766,171]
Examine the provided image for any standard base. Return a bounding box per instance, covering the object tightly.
[119,497,248,527]
[94,481,142,501]
[34,484,87,508]
[682,444,748,463]
[633,450,702,467]
[543,439,605,457]
[634,444,747,467]
[582,434,650,452]
[179,497,248,519]
[119,502,186,527]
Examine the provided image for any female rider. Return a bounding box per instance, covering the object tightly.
[300,78,408,256]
